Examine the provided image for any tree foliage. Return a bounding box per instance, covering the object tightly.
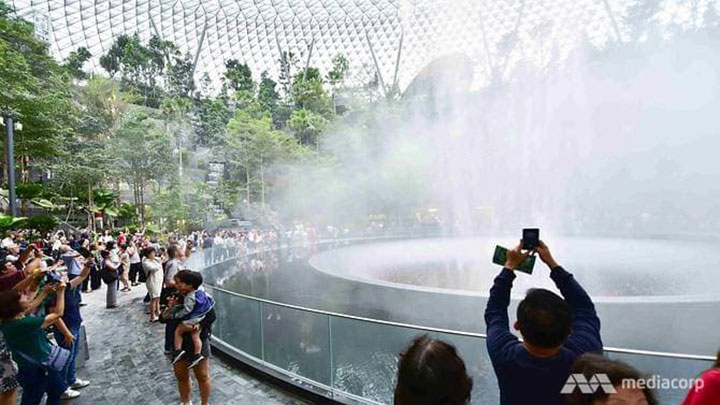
[0,5,76,168]
[224,110,308,206]
[64,47,92,80]
[292,67,331,115]
[223,59,254,94]
[111,111,175,223]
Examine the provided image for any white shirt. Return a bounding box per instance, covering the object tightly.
[1,238,14,249]
[129,246,141,264]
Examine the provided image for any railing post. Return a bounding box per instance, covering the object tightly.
[328,315,334,397]
[259,301,265,361]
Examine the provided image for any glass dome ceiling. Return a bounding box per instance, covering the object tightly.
[9,0,714,91]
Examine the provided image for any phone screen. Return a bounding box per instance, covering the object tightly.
[522,228,539,250]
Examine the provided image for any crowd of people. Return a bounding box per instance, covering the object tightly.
[0,229,228,405]
[1,227,718,405]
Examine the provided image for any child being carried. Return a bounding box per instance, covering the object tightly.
[170,270,215,368]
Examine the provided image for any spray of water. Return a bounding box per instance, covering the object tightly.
[272,30,720,239]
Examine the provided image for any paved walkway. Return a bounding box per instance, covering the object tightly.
[65,284,309,405]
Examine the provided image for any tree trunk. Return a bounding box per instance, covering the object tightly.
[139,179,145,225]
[88,183,94,232]
[260,155,266,208]
[65,191,73,223]
[245,165,251,206]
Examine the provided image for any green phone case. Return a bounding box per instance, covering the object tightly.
[492,245,536,274]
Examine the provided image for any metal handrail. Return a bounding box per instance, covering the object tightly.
[206,284,717,362]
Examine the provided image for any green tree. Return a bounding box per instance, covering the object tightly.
[0,1,13,17]
[292,67,331,115]
[287,109,328,150]
[277,51,298,101]
[99,34,178,107]
[0,4,76,185]
[193,96,229,147]
[160,96,193,176]
[166,53,196,97]
[225,110,307,206]
[257,71,279,112]
[150,183,190,232]
[326,54,349,88]
[74,76,127,137]
[59,76,126,228]
[327,54,349,114]
[223,59,254,94]
[99,34,129,78]
[112,111,175,224]
[63,47,92,80]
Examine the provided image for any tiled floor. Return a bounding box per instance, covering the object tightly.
[66,284,310,405]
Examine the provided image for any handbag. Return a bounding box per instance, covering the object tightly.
[99,260,119,284]
[14,344,71,373]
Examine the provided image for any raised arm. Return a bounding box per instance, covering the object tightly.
[12,263,45,292]
[535,241,602,353]
[42,281,66,329]
[69,260,91,289]
[24,283,56,315]
[484,244,528,360]
[17,245,36,265]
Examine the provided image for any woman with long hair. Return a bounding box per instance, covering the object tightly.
[142,247,163,322]
[683,350,720,405]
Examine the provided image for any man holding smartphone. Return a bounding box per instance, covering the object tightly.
[484,239,603,405]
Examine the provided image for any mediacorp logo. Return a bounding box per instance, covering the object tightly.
[560,373,618,394]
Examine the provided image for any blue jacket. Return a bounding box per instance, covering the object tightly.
[484,267,603,405]
[172,289,215,321]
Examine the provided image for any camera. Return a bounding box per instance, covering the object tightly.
[45,270,62,284]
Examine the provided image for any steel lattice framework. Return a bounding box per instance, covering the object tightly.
[10,0,715,91]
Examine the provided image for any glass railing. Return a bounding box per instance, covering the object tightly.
[189,244,716,404]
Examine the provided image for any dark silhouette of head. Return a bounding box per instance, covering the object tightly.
[174,270,202,290]
[566,354,658,405]
[167,244,180,259]
[394,335,472,405]
[516,288,572,349]
[142,247,155,258]
[0,290,24,320]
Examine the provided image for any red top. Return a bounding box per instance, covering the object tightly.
[0,270,26,291]
[683,369,720,405]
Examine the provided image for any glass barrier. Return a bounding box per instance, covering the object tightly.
[195,246,715,404]
[213,290,262,359]
[263,303,332,391]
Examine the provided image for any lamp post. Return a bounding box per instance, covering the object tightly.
[3,117,18,217]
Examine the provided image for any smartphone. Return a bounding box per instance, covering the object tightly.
[522,228,540,250]
[492,245,536,274]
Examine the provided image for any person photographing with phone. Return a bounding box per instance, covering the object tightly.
[484,238,603,405]
[0,278,70,405]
